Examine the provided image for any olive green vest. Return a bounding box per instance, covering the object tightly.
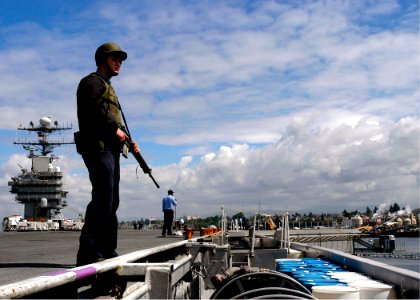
[95,75,123,127]
[91,73,123,152]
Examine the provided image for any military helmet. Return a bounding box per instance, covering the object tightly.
[95,42,127,66]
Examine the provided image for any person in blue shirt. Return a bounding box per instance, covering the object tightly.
[162,190,177,236]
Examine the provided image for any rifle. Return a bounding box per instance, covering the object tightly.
[121,126,160,189]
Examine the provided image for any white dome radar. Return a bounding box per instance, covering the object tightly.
[40,117,51,127]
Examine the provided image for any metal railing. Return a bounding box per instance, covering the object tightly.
[0,236,208,299]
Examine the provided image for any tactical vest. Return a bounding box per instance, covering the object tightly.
[92,73,123,127]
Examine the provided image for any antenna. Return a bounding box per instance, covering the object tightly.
[14,117,74,157]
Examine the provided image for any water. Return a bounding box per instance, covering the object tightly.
[303,237,419,273]
[394,237,420,253]
[368,237,419,273]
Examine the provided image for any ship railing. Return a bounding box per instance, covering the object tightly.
[15,193,64,201]
[9,179,62,185]
[0,235,219,299]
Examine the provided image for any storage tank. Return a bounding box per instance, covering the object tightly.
[403,218,411,226]
[352,215,363,228]
[362,216,369,225]
[396,217,403,226]
[410,214,417,226]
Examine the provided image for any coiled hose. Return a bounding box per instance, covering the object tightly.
[210,270,315,299]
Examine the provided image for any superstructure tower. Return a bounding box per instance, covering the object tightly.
[8,117,74,222]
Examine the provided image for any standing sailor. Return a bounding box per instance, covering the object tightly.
[162,190,177,236]
[75,42,140,266]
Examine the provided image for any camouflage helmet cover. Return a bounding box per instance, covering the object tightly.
[95,42,127,66]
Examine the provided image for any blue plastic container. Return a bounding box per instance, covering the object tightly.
[277,258,349,291]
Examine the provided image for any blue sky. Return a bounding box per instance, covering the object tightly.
[0,0,418,221]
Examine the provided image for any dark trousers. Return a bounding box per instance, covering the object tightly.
[77,148,120,265]
[162,209,174,235]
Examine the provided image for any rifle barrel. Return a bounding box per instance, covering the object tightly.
[149,174,160,189]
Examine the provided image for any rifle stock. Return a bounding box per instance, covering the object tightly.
[121,127,160,189]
